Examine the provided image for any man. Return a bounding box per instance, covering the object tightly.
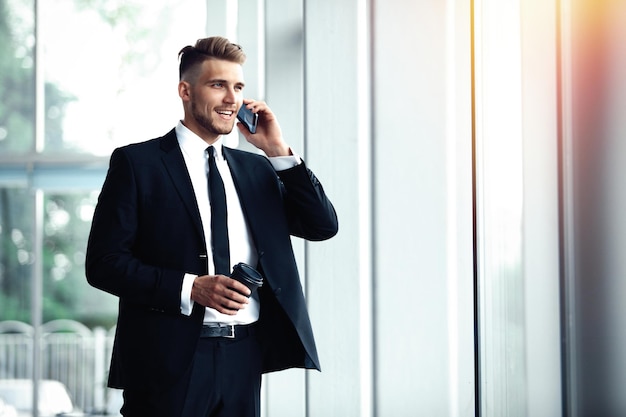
[85,36,338,417]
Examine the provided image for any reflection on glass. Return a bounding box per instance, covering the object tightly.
[1,0,209,414]
[43,191,117,327]
[0,0,35,154]
[42,0,205,156]
[0,188,33,321]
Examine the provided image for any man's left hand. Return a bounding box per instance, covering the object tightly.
[237,99,291,157]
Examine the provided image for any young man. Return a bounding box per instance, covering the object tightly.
[86,36,338,417]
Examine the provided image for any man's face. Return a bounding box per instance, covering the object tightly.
[181,59,245,142]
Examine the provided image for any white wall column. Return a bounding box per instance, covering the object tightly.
[303,0,372,415]
[520,1,563,416]
[371,0,474,415]
[474,0,563,415]
[262,1,307,415]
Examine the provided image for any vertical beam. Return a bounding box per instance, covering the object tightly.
[557,0,578,414]
[475,0,564,415]
[237,0,265,101]
[356,2,374,414]
[262,1,306,415]
[372,0,474,415]
[520,0,563,415]
[446,1,476,416]
[205,0,237,40]
[31,189,44,417]
[236,0,265,153]
[34,0,44,154]
[205,0,240,149]
[473,0,527,414]
[304,0,373,415]
[33,1,44,415]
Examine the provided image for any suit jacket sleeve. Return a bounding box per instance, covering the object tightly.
[277,162,338,241]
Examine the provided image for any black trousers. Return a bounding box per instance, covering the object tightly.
[121,324,262,417]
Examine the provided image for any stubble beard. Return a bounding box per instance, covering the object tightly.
[191,101,234,137]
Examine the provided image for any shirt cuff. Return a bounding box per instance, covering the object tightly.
[268,149,302,171]
[180,273,196,316]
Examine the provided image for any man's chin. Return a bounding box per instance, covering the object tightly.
[218,127,234,136]
[216,121,235,135]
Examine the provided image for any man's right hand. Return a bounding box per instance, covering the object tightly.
[191,274,251,315]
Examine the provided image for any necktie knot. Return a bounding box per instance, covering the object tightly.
[207,145,216,159]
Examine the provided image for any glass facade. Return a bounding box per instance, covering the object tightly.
[0,188,33,322]
[39,0,205,156]
[4,0,621,415]
[42,191,116,326]
[0,0,206,322]
[0,0,35,154]
[0,1,206,414]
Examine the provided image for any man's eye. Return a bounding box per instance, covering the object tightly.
[212,82,223,88]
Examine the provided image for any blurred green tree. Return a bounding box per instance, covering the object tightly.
[0,0,143,327]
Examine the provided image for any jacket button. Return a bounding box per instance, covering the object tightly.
[274,287,282,295]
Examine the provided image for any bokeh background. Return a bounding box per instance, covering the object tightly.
[1,0,625,416]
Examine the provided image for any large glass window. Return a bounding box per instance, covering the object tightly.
[0,0,35,154]
[0,0,207,414]
[0,188,33,322]
[43,191,117,326]
[41,0,205,156]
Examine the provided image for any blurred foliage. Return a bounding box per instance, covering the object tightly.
[0,188,32,323]
[0,0,148,329]
[0,0,151,154]
[0,0,78,154]
[0,0,34,153]
[0,188,116,328]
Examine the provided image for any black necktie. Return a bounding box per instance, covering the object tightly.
[207,146,230,274]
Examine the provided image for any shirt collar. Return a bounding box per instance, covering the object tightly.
[175,121,225,161]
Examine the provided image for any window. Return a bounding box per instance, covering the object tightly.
[0,0,206,413]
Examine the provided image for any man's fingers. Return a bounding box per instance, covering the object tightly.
[192,275,249,312]
[215,304,239,315]
[214,275,251,298]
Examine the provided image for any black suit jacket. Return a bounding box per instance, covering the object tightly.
[85,129,338,391]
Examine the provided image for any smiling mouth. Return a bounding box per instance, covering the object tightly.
[216,109,235,119]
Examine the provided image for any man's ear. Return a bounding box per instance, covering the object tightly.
[178,81,191,100]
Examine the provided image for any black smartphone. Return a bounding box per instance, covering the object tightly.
[237,104,258,134]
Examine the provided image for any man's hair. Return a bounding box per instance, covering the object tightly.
[178,36,246,81]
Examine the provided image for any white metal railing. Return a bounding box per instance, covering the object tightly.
[0,320,115,415]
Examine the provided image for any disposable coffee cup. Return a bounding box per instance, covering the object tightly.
[230,262,263,296]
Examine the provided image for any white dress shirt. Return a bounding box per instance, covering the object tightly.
[175,121,299,325]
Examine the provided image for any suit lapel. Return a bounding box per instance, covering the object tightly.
[222,147,263,210]
[159,130,205,244]
[222,147,267,241]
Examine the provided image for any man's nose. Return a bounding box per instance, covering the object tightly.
[224,87,236,103]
